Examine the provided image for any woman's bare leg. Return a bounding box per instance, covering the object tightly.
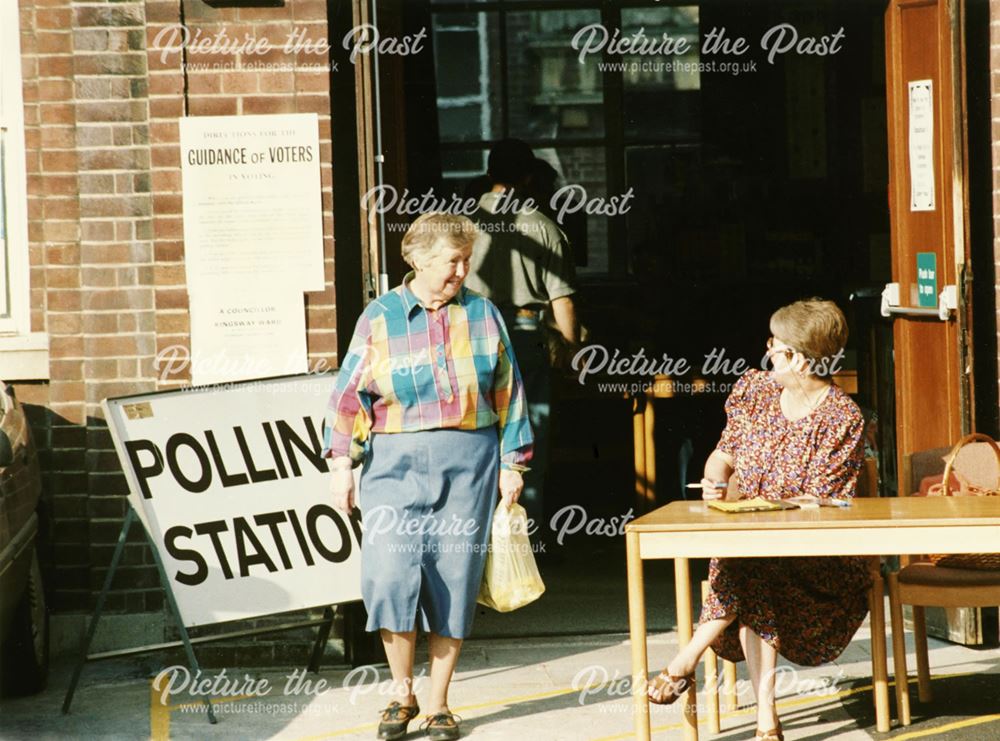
[380,629,418,706]
[427,633,463,714]
[740,625,779,732]
[648,615,736,702]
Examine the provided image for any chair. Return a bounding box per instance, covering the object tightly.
[887,433,1000,726]
[701,456,891,733]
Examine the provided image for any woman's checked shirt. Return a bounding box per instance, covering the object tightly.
[322,277,533,469]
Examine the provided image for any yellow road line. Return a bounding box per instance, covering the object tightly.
[149,680,170,741]
[891,714,1000,740]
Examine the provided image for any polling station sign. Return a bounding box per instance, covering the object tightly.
[102,374,361,627]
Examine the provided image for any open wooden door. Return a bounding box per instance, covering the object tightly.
[884,0,987,645]
[884,0,972,475]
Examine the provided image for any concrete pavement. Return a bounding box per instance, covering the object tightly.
[3,611,1000,740]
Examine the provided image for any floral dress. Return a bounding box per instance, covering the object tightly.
[700,369,873,666]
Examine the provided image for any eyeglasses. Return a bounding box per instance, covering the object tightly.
[766,337,797,361]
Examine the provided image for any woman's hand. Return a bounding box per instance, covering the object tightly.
[329,460,356,514]
[700,478,727,501]
[499,469,524,509]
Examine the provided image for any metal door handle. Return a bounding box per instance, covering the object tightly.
[880,283,956,321]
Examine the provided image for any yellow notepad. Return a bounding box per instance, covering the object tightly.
[707,498,798,513]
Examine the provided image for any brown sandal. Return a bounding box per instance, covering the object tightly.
[646,672,696,705]
[754,722,783,741]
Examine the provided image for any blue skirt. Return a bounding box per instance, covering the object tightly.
[358,426,499,639]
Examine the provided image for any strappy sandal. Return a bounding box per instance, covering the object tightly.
[754,722,783,741]
[646,672,696,705]
[376,700,420,740]
[420,711,463,740]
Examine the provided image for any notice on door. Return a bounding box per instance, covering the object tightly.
[908,80,935,212]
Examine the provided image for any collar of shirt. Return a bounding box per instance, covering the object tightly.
[400,271,469,319]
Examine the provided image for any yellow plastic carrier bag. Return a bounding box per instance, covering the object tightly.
[477,503,545,612]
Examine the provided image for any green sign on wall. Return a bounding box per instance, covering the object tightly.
[917,252,937,308]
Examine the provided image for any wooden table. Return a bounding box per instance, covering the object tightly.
[625,496,1000,740]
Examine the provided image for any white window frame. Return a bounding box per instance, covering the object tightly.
[0,0,48,379]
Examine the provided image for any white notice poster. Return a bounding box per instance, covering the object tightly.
[180,113,325,292]
[908,80,935,212]
[189,291,308,386]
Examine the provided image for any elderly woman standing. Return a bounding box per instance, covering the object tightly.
[647,299,871,741]
[324,212,532,741]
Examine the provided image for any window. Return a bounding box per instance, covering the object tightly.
[427,1,701,276]
[0,0,47,378]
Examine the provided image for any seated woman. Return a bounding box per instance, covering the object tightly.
[647,298,872,741]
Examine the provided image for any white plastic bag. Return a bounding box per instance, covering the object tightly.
[477,503,545,612]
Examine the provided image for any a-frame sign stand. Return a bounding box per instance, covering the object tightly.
[61,505,337,723]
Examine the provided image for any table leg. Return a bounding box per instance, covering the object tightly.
[627,530,651,741]
[675,557,698,741]
[702,580,721,735]
[867,575,890,732]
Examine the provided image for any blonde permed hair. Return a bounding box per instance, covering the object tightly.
[401,212,478,269]
[769,298,848,377]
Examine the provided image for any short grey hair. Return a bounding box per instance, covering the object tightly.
[400,212,478,269]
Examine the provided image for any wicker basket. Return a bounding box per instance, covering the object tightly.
[927,433,1000,571]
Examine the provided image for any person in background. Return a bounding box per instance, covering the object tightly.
[325,212,533,741]
[646,299,872,741]
[466,138,580,531]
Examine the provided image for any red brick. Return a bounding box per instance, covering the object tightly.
[80,195,151,218]
[78,147,150,171]
[155,288,189,311]
[76,100,147,124]
[151,144,180,168]
[153,240,184,262]
[38,174,82,196]
[242,95,296,114]
[47,267,81,289]
[148,71,184,96]
[294,70,329,94]
[149,96,183,119]
[151,169,181,192]
[82,313,119,334]
[153,263,185,286]
[49,335,83,359]
[48,313,83,335]
[219,71,257,94]
[188,73,223,95]
[47,289,81,312]
[36,7,72,29]
[149,120,178,144]
[80,221,115,242]
[43,221,79,242]
[84,334,148,358]
[290,0,327,20]
[44,197,80,220]
[38,78,74,100]
[40,125,75,148]
[187,96,238,116]
[49,381,85,404]
[152,216,182,238]
[37,31,72,55]
[80,267,117,288]
[41,149,78,173]
[72,5,145,29]
[37,56,73,78]
[156,312,190,334]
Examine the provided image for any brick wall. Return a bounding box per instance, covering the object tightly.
[16,0,337,660]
